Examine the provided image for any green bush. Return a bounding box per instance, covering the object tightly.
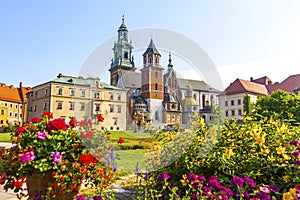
[3,124,17,133]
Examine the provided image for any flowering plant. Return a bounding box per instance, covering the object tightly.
[0,112,116,199]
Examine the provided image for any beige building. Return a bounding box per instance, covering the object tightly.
[0,82,31,129]
[218,78,269,120]
[27,74,126,130]
[219,75,300,120]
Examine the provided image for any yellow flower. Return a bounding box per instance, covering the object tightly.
[224,148,234,158]
[283,192,294,200]
[261,148,270,155]
[268,156,276,162]
[283,187,297,199]
[276,146,286,155]
[283,175,290,182]
[283,154,291,161]
[277,123,290,135]
[180,175,188,186]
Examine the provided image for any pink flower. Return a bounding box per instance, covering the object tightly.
[51,152,62,163]
[21,151,35,163]
[36,131,48,140]
[260,185,270,194]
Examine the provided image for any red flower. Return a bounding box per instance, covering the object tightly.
[86,131,92,139]
[97,114,104,122]
[69,118,76,127]
[88,119,93,129]
[118,137,124,144]
[78,153,97,165]
[28,117,41,123]
[47,118,67,131]
[42,112,53,119]
[13,177,25,189]
[15,126,27,136]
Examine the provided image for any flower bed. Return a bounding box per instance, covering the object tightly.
[135,117,300,199]
[0,112,116,199]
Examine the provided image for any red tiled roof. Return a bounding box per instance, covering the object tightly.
[219,78,269,96]
[267,74,300,94]
[0,83,31,103]
[252,76,273,85]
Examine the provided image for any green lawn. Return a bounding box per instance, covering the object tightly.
[114,149,148,173]
[0,132,10,142]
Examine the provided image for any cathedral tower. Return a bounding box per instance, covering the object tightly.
[109,16,135,86]
[141,38,164,122]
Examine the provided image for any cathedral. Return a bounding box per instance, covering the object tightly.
[109,18,220,130]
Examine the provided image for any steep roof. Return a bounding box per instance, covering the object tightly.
[0,83,31,103]
[143,38,161,56]
[267,74,300,94]
[119,70,141,89]
[219,78,269,96]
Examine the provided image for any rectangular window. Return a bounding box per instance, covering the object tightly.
[14,113,17,118]
[94,92,100,98]
[20,113,22,118]
[70,102,75,110]
[34,105,37,112]
[45,89,48,95]
[15,105,18,109]
[110,93,114,100]
[10,104,12,108]
[44,103,47,110]
[80,103,85,110]
[95,104,100,112]
[35,91,38,98]
[9,112,12,117]
[81,90,86,97]
[238,109,242,116]
[117,105,121,113]
[231,100,234,106]
[5,103,7,106]
[225,110,229,117]
[20,105,22,109]
[57,102,62,109]
[1,110,4,115]
[237,99,241,105]
[225,101,228,106]
[70,89,75,96]
[58,88,63,95]
[231,110,235,116]
[0,120,3,124]
[117,94,121,101]
[109,105,114,113]
[114,118,118,125]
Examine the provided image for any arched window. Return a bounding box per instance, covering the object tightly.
[155,57,159,64]
[149,57,153,64]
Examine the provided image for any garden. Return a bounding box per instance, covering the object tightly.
[0,90,300,199]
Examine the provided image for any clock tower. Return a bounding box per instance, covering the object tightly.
[109,16,135,86]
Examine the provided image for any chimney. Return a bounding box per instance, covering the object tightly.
[19,82,23,88]
[250,77,253,82]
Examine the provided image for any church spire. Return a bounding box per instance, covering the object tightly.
[167,52,173,73]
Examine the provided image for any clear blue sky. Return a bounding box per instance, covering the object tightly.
[1,1,300,88]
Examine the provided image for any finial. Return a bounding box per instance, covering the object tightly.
[122,15,124,24]
[169,52,172,64]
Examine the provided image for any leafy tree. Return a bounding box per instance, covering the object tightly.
[252,90,300,124]
[243,95,254,115]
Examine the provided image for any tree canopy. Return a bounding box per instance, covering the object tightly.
[251,90,300,124]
